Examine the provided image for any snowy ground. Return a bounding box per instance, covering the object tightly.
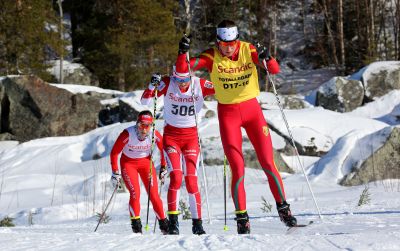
[1,88,400,250]
[0,166,399,251]
[1,61,400,249]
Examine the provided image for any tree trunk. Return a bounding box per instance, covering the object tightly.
[338,0,345,73]
[398,0,400,59]
[301,0,307,41]
[271,1,277,56]
[377,0,388,59]
[370,0,375,50]
[115,0,125,91]
[364,0,371,57]
[57,0,64,84]
[320,0,339,68]
[393,0,400,59]
[355,1,362,58]
[184,0,191,33]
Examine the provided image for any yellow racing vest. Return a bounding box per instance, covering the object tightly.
[210,42,259,104]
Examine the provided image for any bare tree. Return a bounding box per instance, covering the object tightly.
[183,0,192,33]
[268,1,278,56]
[338,0,345,72]
[301,0,307,40]
[57,0,64,84]
[369,0,376,53]
[320,0,339,68]
[390,0,400,59]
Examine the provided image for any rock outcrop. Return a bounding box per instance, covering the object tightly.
[0,75,101,142]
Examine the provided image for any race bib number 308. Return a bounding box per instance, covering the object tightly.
[171,104,195,116]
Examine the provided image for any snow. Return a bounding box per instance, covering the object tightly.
[349,61,400,82]
[0,141,19,152]
[1,61,400,250]
[348,90,400,125]
[51,83,124,96]
[265,107,387,153]
[47,60,83,81]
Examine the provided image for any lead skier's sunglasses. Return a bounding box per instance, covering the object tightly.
[217,39,238,47]
[174,76,191,83]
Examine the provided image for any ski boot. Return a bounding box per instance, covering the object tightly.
[168,214,179,235]
[158,218,169,235]
[277,201,297,227]
[235,211,250,234]
[131,218,142,233]
[192,219,206,235]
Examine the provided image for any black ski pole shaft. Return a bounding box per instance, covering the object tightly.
[145,86,159,231]
[145,162,153,231]
[223,155,228,231]
[94,184,118,232]
[153,180,164,233]
[262,59,323,220]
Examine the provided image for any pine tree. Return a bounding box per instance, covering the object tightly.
[0,0,63,79]
[73,0,178,91]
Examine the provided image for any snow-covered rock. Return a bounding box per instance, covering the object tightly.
[316,76,364,112]
[350,61,400,101]
[48,60,99,86]
[340,126,400,186]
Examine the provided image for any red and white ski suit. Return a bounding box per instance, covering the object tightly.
[110,125,167,220]
[176,41,286,213]
[141,76,214,219]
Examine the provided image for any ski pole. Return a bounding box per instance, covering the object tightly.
[153,178,164,233]
[184,38,212,224]
[94,184,118,232]
[223,155,228,231]
[145,84,159,231]
[262,59,323,220]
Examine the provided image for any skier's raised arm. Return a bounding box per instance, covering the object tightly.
[140,74,169,106]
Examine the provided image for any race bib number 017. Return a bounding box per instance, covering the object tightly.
[223,80,249,89]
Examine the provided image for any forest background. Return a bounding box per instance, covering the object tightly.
[1,0,399,91]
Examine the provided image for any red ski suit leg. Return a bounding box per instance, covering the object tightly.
[218,98,286,212]
[120,155,166,220]
[163,127,202,219]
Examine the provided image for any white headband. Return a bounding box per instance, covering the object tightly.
[217,27,238,42]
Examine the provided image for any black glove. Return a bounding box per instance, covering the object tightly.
[255,42,270,62]
[151,73,161,84]
[149,73,161,90]
[159,164,167,184]
[178,35,191,54]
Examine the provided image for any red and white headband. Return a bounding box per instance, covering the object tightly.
[138,114,153,123]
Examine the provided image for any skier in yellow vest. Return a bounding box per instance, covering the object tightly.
[176,19,297,234]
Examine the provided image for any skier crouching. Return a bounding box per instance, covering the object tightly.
[110,110,169,234]
[141,62,215,235]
